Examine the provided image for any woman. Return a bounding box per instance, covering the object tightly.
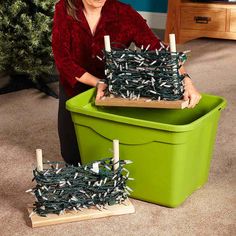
[52,0,201,165]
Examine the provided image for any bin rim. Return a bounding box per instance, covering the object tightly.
[66,89,227,133]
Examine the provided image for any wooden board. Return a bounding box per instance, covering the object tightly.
[27,199,135,228]
[96,96,189,109]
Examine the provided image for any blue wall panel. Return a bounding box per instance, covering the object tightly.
[120,0,168,13]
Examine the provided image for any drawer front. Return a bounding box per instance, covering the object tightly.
[230,10,236,32]
[181,7,226,32]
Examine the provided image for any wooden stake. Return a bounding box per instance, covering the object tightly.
[104,35,111,52]
[113,140,119,171]
[36,149,43,171]
[169,34,176,53]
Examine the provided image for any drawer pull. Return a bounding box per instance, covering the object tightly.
[194,16,211,24]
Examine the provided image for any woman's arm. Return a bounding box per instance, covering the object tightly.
[52,1,100,90]
[76,72,107,100]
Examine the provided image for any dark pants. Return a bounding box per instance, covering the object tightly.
[58,84,81,165]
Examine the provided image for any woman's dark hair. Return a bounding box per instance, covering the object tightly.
[66,0,78,20]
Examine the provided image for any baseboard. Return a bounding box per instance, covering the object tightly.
[138,11,167,30]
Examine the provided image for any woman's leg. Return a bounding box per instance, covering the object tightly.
[58,84,81,165]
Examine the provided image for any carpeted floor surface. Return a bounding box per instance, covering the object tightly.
[0,38,235,236]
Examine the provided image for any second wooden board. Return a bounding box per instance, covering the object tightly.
[27,198,135,228]
[96,96,189,109]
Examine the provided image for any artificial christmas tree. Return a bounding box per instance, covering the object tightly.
[0,0,58,97]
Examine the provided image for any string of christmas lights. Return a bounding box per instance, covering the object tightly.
[101,44,188,101]
[26,158,133,217]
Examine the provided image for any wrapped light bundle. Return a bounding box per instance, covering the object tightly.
[26,158,133,217]
[103,44,188,101]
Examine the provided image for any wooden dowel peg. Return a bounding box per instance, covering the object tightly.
[169,34,176,53]
[104,35,111,52]
[36,149,43,171]
[113,140,119,171]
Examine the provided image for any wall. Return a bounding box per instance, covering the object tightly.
[120,0,168,29]
[120,0,168,13]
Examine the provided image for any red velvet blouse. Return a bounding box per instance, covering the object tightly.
[52,0,162,97]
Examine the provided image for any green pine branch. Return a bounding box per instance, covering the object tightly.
[0,0,57,80]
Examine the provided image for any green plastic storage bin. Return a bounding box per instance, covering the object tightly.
[66,88,226,207]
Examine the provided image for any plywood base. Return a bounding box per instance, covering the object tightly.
[27,199,135,228]
[96,96,189,109]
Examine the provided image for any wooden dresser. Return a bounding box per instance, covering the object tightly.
[165,0,236,43]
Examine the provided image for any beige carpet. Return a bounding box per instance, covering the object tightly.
[0,38,235,236]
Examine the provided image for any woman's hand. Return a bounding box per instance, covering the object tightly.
[183,76,201,108]
[96,81,107,100]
